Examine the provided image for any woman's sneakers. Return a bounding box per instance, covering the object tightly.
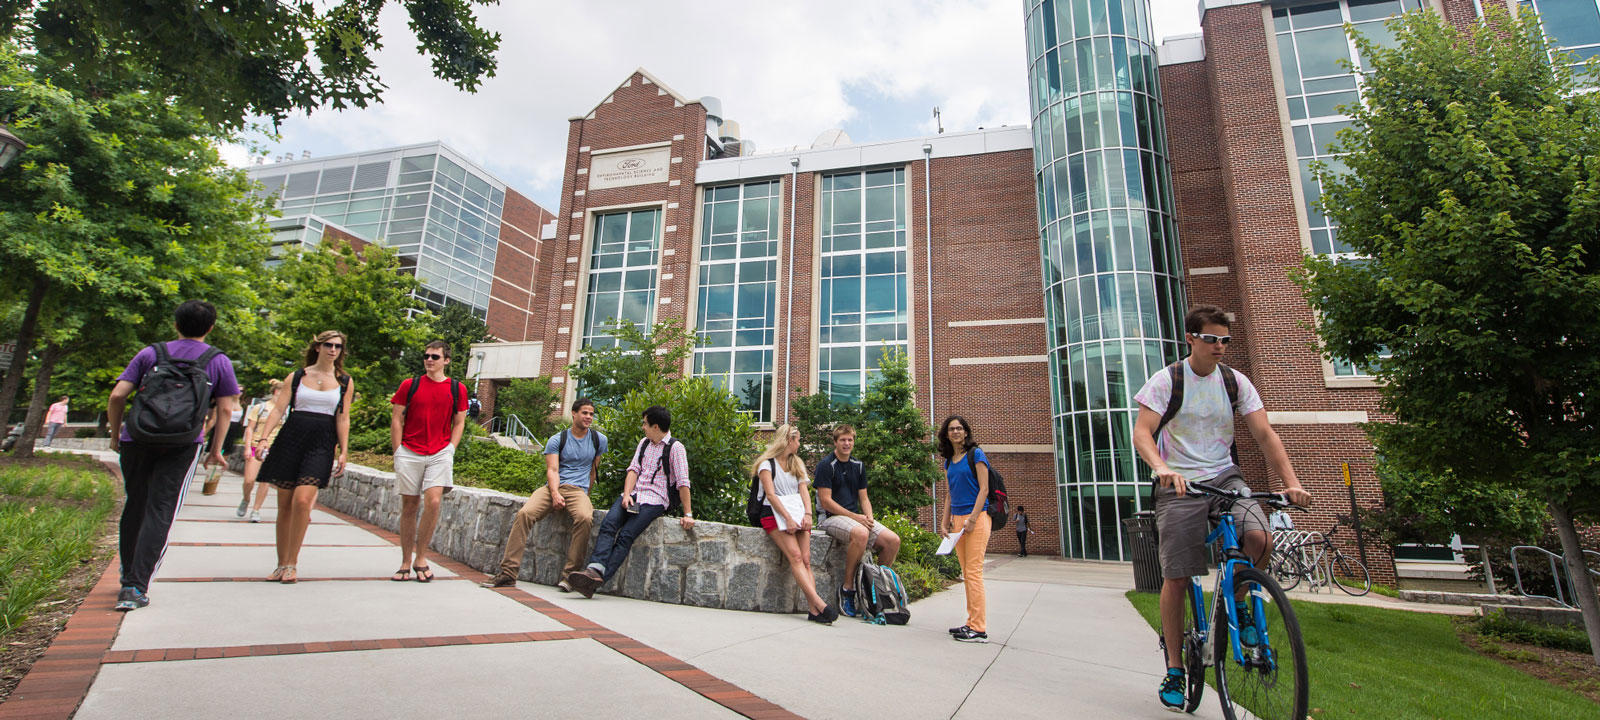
[951,626,988,643]
[236,498,249,517]
[1158,668,1186,711]
[807,604,839,625]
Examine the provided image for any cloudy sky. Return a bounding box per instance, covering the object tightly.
[235,0,1203,210]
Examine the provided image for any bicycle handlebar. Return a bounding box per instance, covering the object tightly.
[1184,479,1307,511]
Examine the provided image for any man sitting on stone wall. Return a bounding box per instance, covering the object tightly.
[814,424,900,617]
[481,397,608,591]
[565,405,693,598]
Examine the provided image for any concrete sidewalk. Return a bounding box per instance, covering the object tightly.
[16,456,1215,719]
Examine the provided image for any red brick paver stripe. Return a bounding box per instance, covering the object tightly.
[98,631,586,664]
[314,503,805,719]
[0,460,129,720]
[174,518,344,525]
[153,576,472,583]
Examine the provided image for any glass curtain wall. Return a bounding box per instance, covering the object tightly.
[1025,0,1186,560]
[582,208,663,350]
[1519,0,1600,77]
[695,182,781,422]
[1273,0,1423,376]
[818,168,910,404]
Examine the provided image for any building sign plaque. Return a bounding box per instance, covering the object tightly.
[588,146,671,190]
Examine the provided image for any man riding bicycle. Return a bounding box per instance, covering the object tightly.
[1132,305,1313,711]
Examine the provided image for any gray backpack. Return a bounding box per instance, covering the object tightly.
[855,559,910,626]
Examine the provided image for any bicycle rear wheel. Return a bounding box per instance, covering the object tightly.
[1213,567,1308,720]
[1331,554,1371,597]
[1268,549,1302,592]
[1182,584,1206,712]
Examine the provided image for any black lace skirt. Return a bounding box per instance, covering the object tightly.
[257,412,336,489]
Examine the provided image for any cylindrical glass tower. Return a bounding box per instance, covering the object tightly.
[1024,0,1187,560]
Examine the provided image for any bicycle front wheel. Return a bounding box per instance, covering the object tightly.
[1212,567,1309,720]
[1331,554,1371,597]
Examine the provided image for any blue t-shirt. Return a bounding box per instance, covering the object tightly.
[945,447,990,516]
[543,428,608,491]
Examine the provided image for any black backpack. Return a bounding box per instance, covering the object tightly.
[402,375,462,420]
[946,451,1010,530]
[630,437,684,515]
[1148,361,1243,523]
[286,368,350,415]
[556,427,601,459]
[745,457,779,526]
[125,343,224,446]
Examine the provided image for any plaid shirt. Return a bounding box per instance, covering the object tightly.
[626,433,690,507]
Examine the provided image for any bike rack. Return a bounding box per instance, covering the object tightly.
[1272,530,1328,592]
[1509,545,1600,609]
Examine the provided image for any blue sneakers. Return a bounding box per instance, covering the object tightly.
[1236,601,1261,647]
[838,588,858,618]
[115,587,149,612]
[1158,668,1186,711]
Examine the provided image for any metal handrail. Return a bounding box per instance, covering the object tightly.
[486,413,537,447]
[1510,545,1600,608]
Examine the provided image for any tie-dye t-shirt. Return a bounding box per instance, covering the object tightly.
[1134,360,1264,483]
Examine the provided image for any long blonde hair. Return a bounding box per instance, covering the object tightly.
[751,425,808,482]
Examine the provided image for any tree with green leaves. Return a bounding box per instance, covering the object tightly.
[264,239,431,397]
[428,303,491,384]
[494,376,563,443]
[0,43,272,454]
[1296,7,1600,662]
[567,319,696,409]
[0,0,501,128]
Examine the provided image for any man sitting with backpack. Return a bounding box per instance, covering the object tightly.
[481,397,608,591]
[104,300,241,611]
[565,405,692,599]
[813,424,901,618]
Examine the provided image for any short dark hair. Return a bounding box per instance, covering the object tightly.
[426,339,451,359]
[642,405,671,433]
[572,397,596,413]
[1185,305,1231,335]
[174,300,217,338]
[1017,505,1025,513]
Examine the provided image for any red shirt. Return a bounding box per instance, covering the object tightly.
[390,376,467,456]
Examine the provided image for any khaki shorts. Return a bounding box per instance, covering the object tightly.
[1153,467,1269,579]
[819,514,888,548]
[394,445,455,496]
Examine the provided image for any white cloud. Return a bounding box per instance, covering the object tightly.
[240,0,1205,209]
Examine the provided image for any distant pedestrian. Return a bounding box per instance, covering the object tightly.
[252,331,353,584]
[388,340,468,583]
[1013,506,1033,557]
[467,394,482,421]
[41,395,68,446]
[238,380,283,523]
[566,405,693,599]
[940,415,991,643]
[104,300,240,611]
[481,397,607,590]
[753,425,837,624]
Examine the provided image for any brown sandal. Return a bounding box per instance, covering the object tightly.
[413,564,433,583]
[391,568,413,581]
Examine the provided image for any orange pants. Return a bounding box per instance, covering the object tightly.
[953,511,991,632]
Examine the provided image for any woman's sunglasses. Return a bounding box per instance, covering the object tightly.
[1189,333,1231,345]
[321,341,344,351]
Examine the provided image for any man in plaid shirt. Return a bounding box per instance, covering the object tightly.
[566,405,693,598]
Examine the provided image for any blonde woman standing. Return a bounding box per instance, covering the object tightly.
[252,332,353,584]
[237,379,283,523]
[752,425,837,624]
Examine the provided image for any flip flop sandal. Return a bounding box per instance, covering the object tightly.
[413,565,434,583]
[280,566,298,584]
[391,568,413,582]
[266,566,285,582]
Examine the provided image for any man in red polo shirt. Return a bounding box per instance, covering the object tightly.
[389,340,468,582]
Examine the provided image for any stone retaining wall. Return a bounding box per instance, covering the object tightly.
[1481,604,1584,628]
[41,438,112,451]
[320,465,847,614]
[1399,590,1561,608]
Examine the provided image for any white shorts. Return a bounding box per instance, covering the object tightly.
[394,445,455,496]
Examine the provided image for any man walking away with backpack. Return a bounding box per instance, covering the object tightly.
[104,300,240,611]
[389,340,469,583]
[1132,305,1311,710]
[814,424,900,618]
[481,397,608,591]
[566,405,693,599]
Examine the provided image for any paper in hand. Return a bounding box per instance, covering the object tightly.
[936,530,963,555]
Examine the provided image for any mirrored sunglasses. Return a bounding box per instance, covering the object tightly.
[1189,333,1231,345]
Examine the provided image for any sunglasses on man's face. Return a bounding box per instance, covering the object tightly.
[424,353,445,361]
[321,341,344,351]
[1189,333,1231,345]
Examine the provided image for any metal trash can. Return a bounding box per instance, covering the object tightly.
[1123,511,1160,593]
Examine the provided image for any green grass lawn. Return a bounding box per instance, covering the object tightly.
[1127,591,1596,719]
[0,455,118,636]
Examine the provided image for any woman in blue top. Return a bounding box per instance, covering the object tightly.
[939,415,990,643]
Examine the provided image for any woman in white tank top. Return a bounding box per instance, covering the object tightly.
[752,425,836,624]
[250,331,355,584]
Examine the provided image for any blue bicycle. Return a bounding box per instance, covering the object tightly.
[1167,480,1309,719]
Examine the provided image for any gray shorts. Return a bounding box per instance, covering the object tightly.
[819,514,888,548]
[1153,467,1269,579]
